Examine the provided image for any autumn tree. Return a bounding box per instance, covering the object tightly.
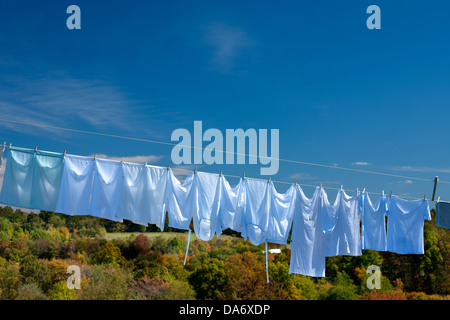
[189,258,229,299]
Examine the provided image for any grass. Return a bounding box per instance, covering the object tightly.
[103,231,289,251]
[104,231,193,241]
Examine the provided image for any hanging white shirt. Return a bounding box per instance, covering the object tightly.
[165,169,194,231]
[216,176,243,233]
[190,171,221,241]
[361,193,387,251]
[55,154,95,216]
[115,163,167,229]
[289,186,326,277]
[386,196,431,254]
[322,190,362,257]
[239,178,270,246]
[266,183,295,245]
[89,158,124,222]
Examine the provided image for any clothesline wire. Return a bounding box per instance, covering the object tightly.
[169,165,435,201]
[0,117,447,201]
[0,139,440,202]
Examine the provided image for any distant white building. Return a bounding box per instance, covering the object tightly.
[262,248,281,254]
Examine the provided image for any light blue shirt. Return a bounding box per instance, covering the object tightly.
[361,193,387,251]
[322,190,362,257]
[0,147,36,208]
[289,187,326,277]
[55,154,95,216]
[386,196,431,254]
[115,163,167,229]
[30,150,64,212]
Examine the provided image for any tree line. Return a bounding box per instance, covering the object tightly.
[0,206,448,300]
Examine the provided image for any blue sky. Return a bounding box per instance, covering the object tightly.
[0,0,449,201]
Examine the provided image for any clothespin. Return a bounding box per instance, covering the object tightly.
[34,146,37,153]
[242,172,245,180]
[63,150,66,157]
[167,164,170,171]
[219,171,222,177]
[340,185,343,191]
[2,141,5,149]
[437,196,440,203]
[8,143,11,150]
[390,191,392,198]
[94,154,97,160]
[424,195,426,201]
[121,157,124,164]
[294,179,297,186]
[194,167,197,174]
[356,187,359,194]
[268,177,271,183]
[144,161,147,166]
[320,182,322,189]
[363,188,366,193]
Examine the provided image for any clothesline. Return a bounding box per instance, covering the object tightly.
[0,117,448,187]
[0,141,442,202]
[159,166,437,202]
[0,145,436,281]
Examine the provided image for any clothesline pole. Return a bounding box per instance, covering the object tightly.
[432,176,438,201]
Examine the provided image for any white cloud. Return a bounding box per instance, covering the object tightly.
[286,172,317,181]
[0,73,166,139]
[352,162,372,166]
[204,22,253,73]
[91,154,164,165]
[390,165,450,174]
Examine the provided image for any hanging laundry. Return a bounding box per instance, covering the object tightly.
[29,150,64,212]
[190,171,221,241]
[289,186,326,277]
[0,143,5,170]
[386,196,431,254]
[89,158,124,222]
[116,163,167,229]
[215,175,243,233]
[360,192,387,251]
[55,154,95,216]
[435,201,450,229]
[165,169,195,231]
[266,183,295,245]
[239,178,271,246]
[0,147,35,208]
[322,190,362,257]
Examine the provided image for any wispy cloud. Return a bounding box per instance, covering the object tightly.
[204,22,253,73]
[389,165,450,174]
[352,162,372,166]
[91,154,164,165]
[0,73,166,139]
[286,172,317,181]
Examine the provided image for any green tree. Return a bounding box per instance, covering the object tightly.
[90,242,125,267]
[79,265,139,300]
[0,257,21,300]
[15,283,48,300]
[48,281,77,300]
[319,272,359,300]
[220,252,268,299]
[19,254,52,289]
[0,216,13,241]
[189,258,228,299]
